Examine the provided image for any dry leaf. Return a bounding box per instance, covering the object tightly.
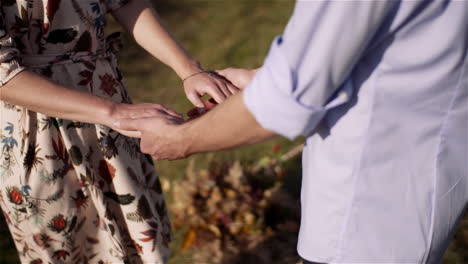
[181,228,197,251]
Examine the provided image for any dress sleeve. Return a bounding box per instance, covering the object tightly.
[243,1,398,139]
[105,0,131,12]
[0,11,24,87]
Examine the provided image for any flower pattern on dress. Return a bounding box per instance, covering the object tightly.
[0,1,171,263]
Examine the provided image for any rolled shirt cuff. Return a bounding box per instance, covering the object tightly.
[244,37,353,140]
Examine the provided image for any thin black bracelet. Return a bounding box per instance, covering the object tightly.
[182,70,211,82]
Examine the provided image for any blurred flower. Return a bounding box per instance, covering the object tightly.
[272,144,281,152]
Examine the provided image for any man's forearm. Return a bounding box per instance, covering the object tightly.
[112,0,200,79]
[180,91,277,155]
[0,71,113,125]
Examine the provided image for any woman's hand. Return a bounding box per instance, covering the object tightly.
[183,70,240,107]
[106,103,184,138]
[215,68,259,90]
[112,1,240,107]
[183,67,260,120]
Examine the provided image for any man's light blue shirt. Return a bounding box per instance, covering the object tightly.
[244,1,467,263]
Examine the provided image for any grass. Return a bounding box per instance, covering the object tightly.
[1,0,466,263]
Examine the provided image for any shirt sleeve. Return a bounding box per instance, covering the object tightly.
[105,0,130,12]
[243,1,397,140]
[0,12,24,87]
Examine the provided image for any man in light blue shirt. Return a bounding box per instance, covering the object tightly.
[118,1,468,262]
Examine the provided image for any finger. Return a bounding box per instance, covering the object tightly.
[213,70,234,84]
[151,105,183,119]
[226,82,240,94]
[122,104,161,119]
[217,80,233,97]
[206,84,226,104]
[187,91,205,108]
[214,69,228,78]
[114,128,142,138]
[144,106,183,119]
[134,103,182,119]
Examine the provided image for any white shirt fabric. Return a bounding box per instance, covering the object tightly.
[244,1,467,263]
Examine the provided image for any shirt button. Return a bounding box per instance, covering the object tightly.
[277,36,283,45]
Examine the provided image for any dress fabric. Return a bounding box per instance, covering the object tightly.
[0,1,171,263]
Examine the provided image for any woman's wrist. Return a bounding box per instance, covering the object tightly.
[175,59,204,80]
[95,99,119,128]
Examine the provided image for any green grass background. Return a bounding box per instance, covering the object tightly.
[1,0,466,263]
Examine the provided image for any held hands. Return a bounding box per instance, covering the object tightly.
[111,67,259,159]
[106,103,184,138]
[116,115,189,160]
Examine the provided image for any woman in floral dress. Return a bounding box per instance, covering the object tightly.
[0,0,238,263]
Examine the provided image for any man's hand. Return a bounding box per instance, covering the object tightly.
[115,116,190,160]
[215,68,259,90]
[108,103,183,138]
[115,92,276,161]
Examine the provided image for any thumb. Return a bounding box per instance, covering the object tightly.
[187,91,205,108]
[114,128,142,138]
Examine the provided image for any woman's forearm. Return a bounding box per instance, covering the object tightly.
[0,71,114,126]
[112,0,201,79]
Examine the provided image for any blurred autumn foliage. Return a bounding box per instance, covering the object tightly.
[167,145,304,264]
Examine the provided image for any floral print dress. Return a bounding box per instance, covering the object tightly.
[0,1,171,263]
